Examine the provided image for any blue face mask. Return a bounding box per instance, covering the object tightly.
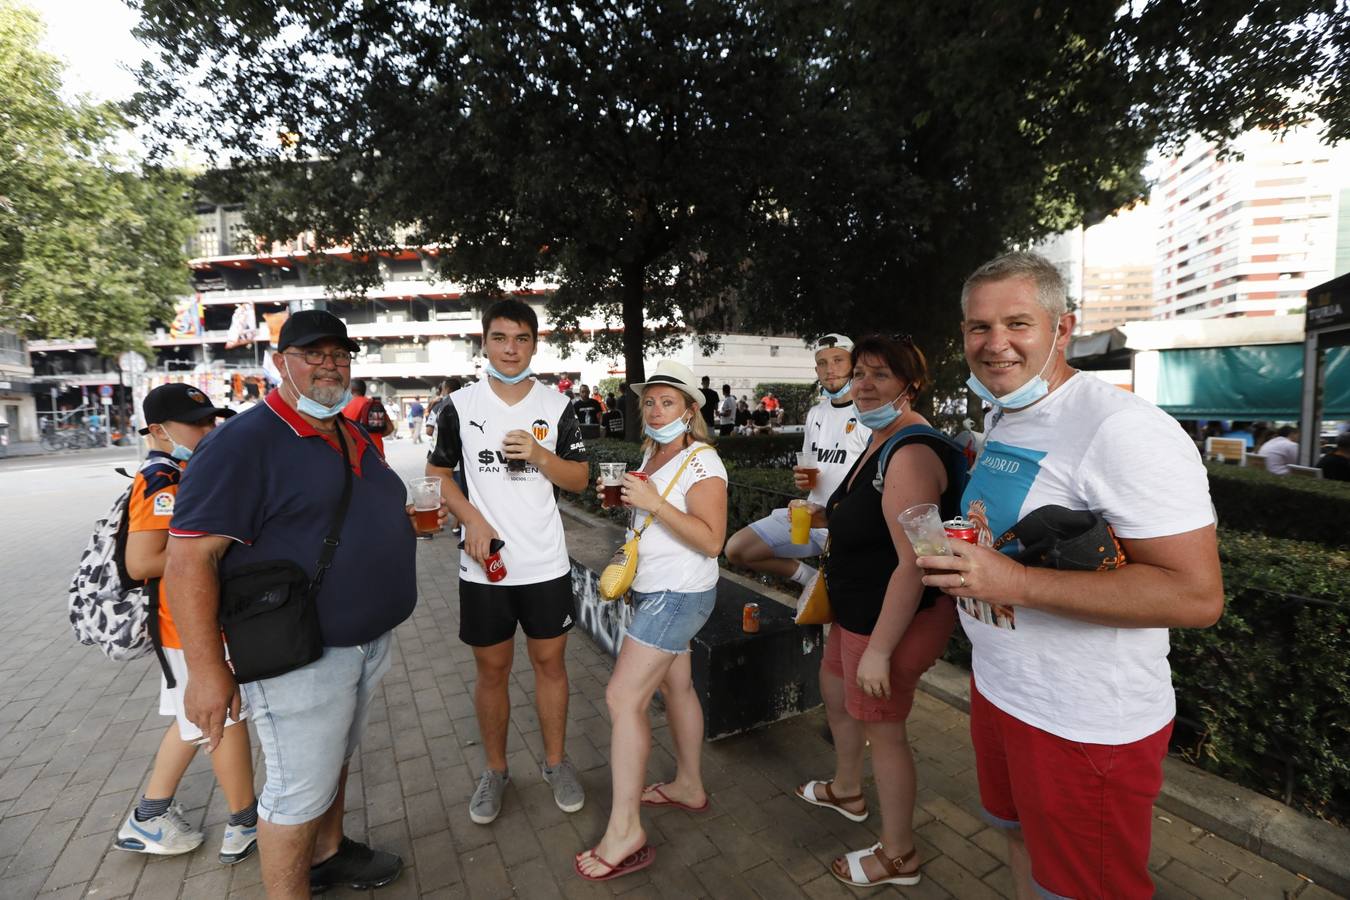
[158,426,193,461]
[821,380,852,401]
[965,319,1061,411]
[283,360,351,419]
[855,393,907,430]
[644,413,691,444]
[484,362,534,385]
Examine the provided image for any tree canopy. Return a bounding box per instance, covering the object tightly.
[0,0,193,358]
[130,0,1350,420]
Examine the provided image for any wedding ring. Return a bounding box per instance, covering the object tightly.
[959,573,968,588]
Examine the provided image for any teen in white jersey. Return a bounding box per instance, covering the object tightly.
[425,298,590,827]
[918,253,1223,900]
[725,334,870,588]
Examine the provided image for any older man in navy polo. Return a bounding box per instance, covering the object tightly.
[165,310,425,898]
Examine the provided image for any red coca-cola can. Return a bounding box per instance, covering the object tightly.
[465,538,507,582]
[742,602,760,633]
[943,517,978,544]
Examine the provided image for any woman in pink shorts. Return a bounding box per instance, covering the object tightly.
[790,335,965,889]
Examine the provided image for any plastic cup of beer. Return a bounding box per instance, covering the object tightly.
[796,451,820,489]
[897,503,951,559]
[409,477,442,535]
[789,503,813,545]
[598,462,627,509]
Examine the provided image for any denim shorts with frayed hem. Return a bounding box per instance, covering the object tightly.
[624,587,717,654]
[242,634,392,826]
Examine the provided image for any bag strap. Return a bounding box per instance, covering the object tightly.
[632,445,711,539]
[310,420,355,593]
[873,425,969,505]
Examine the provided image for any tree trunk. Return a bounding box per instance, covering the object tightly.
[621,261,646,442]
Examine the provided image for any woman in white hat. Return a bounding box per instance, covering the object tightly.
[575,360,728,883]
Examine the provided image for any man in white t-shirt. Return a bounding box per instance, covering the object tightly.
[916,253,1224,899]
[725,334,870,589]
[425,298,591,827]
[1258,425,1300,475]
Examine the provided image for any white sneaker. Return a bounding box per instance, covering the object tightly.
[114,804,204,855]
[219,822,259,864]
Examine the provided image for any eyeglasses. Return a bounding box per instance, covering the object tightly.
[285,349,354,367]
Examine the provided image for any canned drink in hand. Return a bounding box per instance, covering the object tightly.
[943,517,978,544]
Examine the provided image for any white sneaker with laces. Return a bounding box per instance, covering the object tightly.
[114,804,204,855]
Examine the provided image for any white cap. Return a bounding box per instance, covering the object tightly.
[810,333,854,356]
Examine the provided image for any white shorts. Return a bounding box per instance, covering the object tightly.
[747,507,828,559]
[158,647,249,742]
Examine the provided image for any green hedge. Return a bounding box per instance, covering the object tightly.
[1171,531,1349,819]
[1206,462,1350,549]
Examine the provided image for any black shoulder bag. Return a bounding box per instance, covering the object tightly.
[218,423,354,683]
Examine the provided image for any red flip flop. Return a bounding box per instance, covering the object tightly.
[640,782,710,812]
[574,845,655,882]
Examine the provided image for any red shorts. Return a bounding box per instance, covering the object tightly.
[970,679,1172,899]
[822,598,956,722]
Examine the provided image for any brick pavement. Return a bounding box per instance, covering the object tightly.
[0,445,1339,898]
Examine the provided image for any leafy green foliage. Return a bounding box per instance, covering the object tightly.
[128,1,1350,427]
[0,1,192,356]
[1171,532,1349,819]
[1206,462,1350,549]
[752,383,818,427]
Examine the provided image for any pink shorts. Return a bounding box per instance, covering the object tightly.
[971,679,1172,898]
[822,598,956,722]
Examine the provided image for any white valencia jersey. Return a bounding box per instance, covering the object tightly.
[803,398,871,506]
[429,379,587,585]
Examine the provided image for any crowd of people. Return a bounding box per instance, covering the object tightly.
[110,250,1231,898]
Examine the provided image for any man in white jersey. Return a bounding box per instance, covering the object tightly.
[918,253,1224,899]
[425,298,591,826]
[726,334,870,589]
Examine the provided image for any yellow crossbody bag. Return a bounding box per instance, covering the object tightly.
[598,447,709,602]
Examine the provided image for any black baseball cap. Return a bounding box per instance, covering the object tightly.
[138,383,236,435]
[276,310,360,353]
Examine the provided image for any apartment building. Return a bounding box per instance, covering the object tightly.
[1079,264,1154,333]
[1154,127,1350,321]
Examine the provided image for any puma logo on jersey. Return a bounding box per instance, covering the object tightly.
[469,420,486,433]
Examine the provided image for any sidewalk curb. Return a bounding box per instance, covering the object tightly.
[918,658,1350,896]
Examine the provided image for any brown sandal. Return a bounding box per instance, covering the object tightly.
[794,779,869,822]
[832,842,921,887]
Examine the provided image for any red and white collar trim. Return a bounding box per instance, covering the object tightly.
[265,389,370,474]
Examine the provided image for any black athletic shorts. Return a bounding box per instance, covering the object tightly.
[458,573,575,647]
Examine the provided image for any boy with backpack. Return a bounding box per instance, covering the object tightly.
[343,378,395,453]
[113,384,259,862]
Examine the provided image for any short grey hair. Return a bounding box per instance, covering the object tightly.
[960,251,1068,319]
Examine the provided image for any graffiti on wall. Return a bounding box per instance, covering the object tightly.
[570,560,634,658]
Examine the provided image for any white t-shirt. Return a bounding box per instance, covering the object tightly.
[1258,435,1299,475]
[958,373,1215,744]
[627,442,728,594]
[429,379,587,585]
[803,398,871,506]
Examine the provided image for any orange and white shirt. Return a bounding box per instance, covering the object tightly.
[126,451,186,649]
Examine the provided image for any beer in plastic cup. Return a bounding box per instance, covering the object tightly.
[897,503,951,558]
[796,451,820,489]
[599,462,626,509]
[409,477,442,535]
[790,504,813,545]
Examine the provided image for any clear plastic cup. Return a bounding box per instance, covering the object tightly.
[795,451,820,489]
[897,502,951,558]
[409,477,442,534]
[599,462,627,508]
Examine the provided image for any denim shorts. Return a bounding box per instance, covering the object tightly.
[241,633,392,825]
[625,587,717,654]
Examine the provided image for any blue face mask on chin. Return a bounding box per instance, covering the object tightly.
[158,426,193,461]
[644,414,691,444]
[821,380,852,401]
[485,362,534,385]
[966,320,1062,411]
[283,360,351,419]
[855,393,907,430]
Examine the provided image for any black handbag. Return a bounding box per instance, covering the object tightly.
[218,423,354,683]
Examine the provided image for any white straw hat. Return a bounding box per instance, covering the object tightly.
[628,360,704,407]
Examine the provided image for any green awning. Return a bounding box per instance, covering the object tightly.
[1157,344,1350,419]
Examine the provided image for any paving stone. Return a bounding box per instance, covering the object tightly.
[40,832,108,891]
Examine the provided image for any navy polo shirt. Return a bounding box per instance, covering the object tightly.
[170,390,416,647]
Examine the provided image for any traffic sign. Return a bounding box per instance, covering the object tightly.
[99,385,113,398]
